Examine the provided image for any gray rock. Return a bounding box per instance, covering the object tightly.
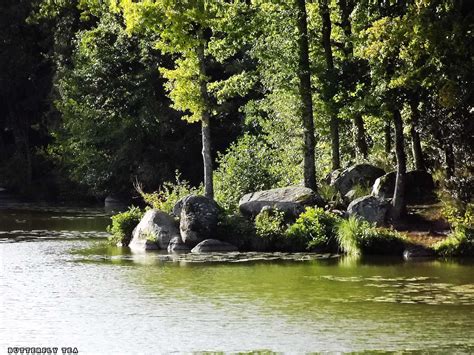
[372,170,435,204]
[191,239,239,253]
[347,195,390,225]
[239,186,324,218]
[332,164,385,196]
[172,196,186,217]
[325,168,343,185]
[129,209,180,251]
[167,236,191,253]
[180,195,220,247]
[344,189,358,204]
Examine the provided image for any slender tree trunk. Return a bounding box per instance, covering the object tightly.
[337,0,354,56]
[444,145,455,177]
[318,0,340,170]
[409,101,425,170]
[338,0,369,160]
[391,109,406,221]
[384,119,392,154]
[353,114,368,160]
[196,36,214,199]
[295,0,317,191]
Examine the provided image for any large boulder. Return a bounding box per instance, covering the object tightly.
[129,209,180,251]
[332,164,385,196]
[180,195,220,247]
[167,236,191,253]
[191,239,239,253]
[239,186,324,218]
[372,170,436,204]
[347,195,390,225]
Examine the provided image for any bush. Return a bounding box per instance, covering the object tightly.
[285,207,341,251]
[216,213,256,250]
[337,216,406,256]
[435,227,474,257]
[254,208,288,250]
[435,203,474,257]
[107,206,144,246]
[214,135,280,212]
[137,172,203,214]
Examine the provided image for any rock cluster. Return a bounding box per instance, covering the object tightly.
[126,164,435,253]
[130,195,227,253]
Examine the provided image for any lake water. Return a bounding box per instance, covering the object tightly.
[1,204,473,353]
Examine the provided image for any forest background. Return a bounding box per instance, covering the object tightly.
[1,0,472,214]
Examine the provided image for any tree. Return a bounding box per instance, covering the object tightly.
[117,0,222,198]
[49,13,201,195]
[0,0,53,193]
[355,1,410,220]
[318,0,340,170]
[336,0,369,160]
[295,0,317,190]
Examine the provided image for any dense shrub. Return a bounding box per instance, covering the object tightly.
[216,213,256,250]
[285,207,341,251]
[255,208,287,239]
[254,208,288,250]
[107,206,144,246]
[214,135,281,212]
[435,203,474,257]
[337,216,406,256]
[137,172,203,214]
[435,227,474,257]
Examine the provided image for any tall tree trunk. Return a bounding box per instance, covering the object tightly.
[295,0,317,191]
[391,109,406,221]
[353,114,368,160]
[338,0,369,160]
[196,36,214,199]
[409,101,425,170]
[318,0,340,170]
[384,119,392,154]
[444,145,455,177]
[337,0,354,56]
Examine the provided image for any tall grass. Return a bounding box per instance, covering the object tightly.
[135,172,203,214]
[337,216,406,256]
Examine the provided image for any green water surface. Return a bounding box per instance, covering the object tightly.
[1,205,473,353]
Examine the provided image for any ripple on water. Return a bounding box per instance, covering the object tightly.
[0,230,109,243]
[306,275,474,306]
[72,248,341,265]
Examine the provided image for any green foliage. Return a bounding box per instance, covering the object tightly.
[350,184,372,200]
[254,208,287,246]
[138,172,203,214]
[318,183,338,203]
[214,135,281,212]
[107,206,143,246]
[216,213,256,251]
[337,216,406,256]
[285,207,341,251]
[434,227,474,257]
[49,13,197,196]
[117,0,224,124]
[435,203,474,257]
